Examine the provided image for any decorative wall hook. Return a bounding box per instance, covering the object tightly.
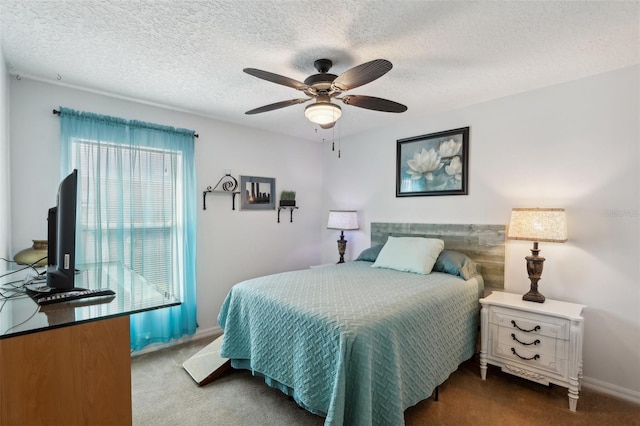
[203,172,239,210]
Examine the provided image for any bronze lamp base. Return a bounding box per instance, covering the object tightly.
[523,242,545,303]
[336,231,347,264]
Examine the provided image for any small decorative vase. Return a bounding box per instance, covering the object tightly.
[14,240,48,266]
[279,200,296,207]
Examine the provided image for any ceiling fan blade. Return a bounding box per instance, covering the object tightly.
[341,95,407,113]
[332,59,393,91]
[245,98,310,115]
[243,68,308,91]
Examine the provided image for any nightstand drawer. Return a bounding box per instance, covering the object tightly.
[495,326,567,358]
[492,339,567,377]
[490,307,569,340]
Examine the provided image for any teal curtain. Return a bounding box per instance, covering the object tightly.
[59,107,197,350]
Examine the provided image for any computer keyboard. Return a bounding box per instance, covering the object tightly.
[34,288,116,306]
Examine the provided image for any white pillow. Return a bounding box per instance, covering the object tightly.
[371,236,445,275]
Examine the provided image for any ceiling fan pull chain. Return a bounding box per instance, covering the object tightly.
[338,117,341,158]
[332,118,336,152]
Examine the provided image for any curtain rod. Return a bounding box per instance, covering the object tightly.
[52,109,199,138]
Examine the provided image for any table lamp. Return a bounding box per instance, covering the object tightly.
[507,208,568,303]
[327,210,359,263]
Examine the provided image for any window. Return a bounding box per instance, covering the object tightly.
[74,140,182,295]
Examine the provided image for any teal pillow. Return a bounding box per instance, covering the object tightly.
[433,250,479,280]
[355,244,385,262]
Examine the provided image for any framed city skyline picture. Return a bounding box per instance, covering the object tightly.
[240,176,276,210]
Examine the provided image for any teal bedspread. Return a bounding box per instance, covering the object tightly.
[218,262,482,425]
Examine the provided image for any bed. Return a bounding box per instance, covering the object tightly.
[218,223,505,425]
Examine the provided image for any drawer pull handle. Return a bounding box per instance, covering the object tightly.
[511,348,540,361]
[511,320,540,333]
[511,333,540,346]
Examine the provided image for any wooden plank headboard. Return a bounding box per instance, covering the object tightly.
[370,223,506,289]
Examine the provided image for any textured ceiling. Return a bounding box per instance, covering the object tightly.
[1,1,638,142]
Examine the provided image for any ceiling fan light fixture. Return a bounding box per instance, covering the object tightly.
[304,102,342,125]
[244,59,406,128]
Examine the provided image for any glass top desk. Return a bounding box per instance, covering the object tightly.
[1,261,180,338]
[0,262,181,425]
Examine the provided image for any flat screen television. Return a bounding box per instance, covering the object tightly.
[46,169,78,291]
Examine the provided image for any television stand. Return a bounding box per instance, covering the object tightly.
[1,316,131,424]
[0,262,180,425]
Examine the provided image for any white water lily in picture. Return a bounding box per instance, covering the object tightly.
[445,156,463,180]
[439,139,461,157]
[396,127,469,196]
[406,148,443,181]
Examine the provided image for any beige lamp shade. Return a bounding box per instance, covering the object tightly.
[327,210,359,230]
[507,208,568,243]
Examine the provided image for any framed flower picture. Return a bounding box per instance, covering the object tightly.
[396,127,469,197]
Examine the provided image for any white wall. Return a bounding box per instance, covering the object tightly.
[8,78,324,334]
[7,67,639,401]
[322,66,640,401]
[0,43,9,273]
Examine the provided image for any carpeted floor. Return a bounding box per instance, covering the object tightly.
[131,338,640,426]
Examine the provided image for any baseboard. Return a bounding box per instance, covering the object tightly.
[131,326,222,357]
[581,375,640,405]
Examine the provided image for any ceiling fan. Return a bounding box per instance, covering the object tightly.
[243,59,407,129]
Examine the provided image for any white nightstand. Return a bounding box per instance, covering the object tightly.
[479,291,585,411]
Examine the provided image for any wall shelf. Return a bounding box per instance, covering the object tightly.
[278,206,298,223]
[203,173,239,210]
[204,190,240,210]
